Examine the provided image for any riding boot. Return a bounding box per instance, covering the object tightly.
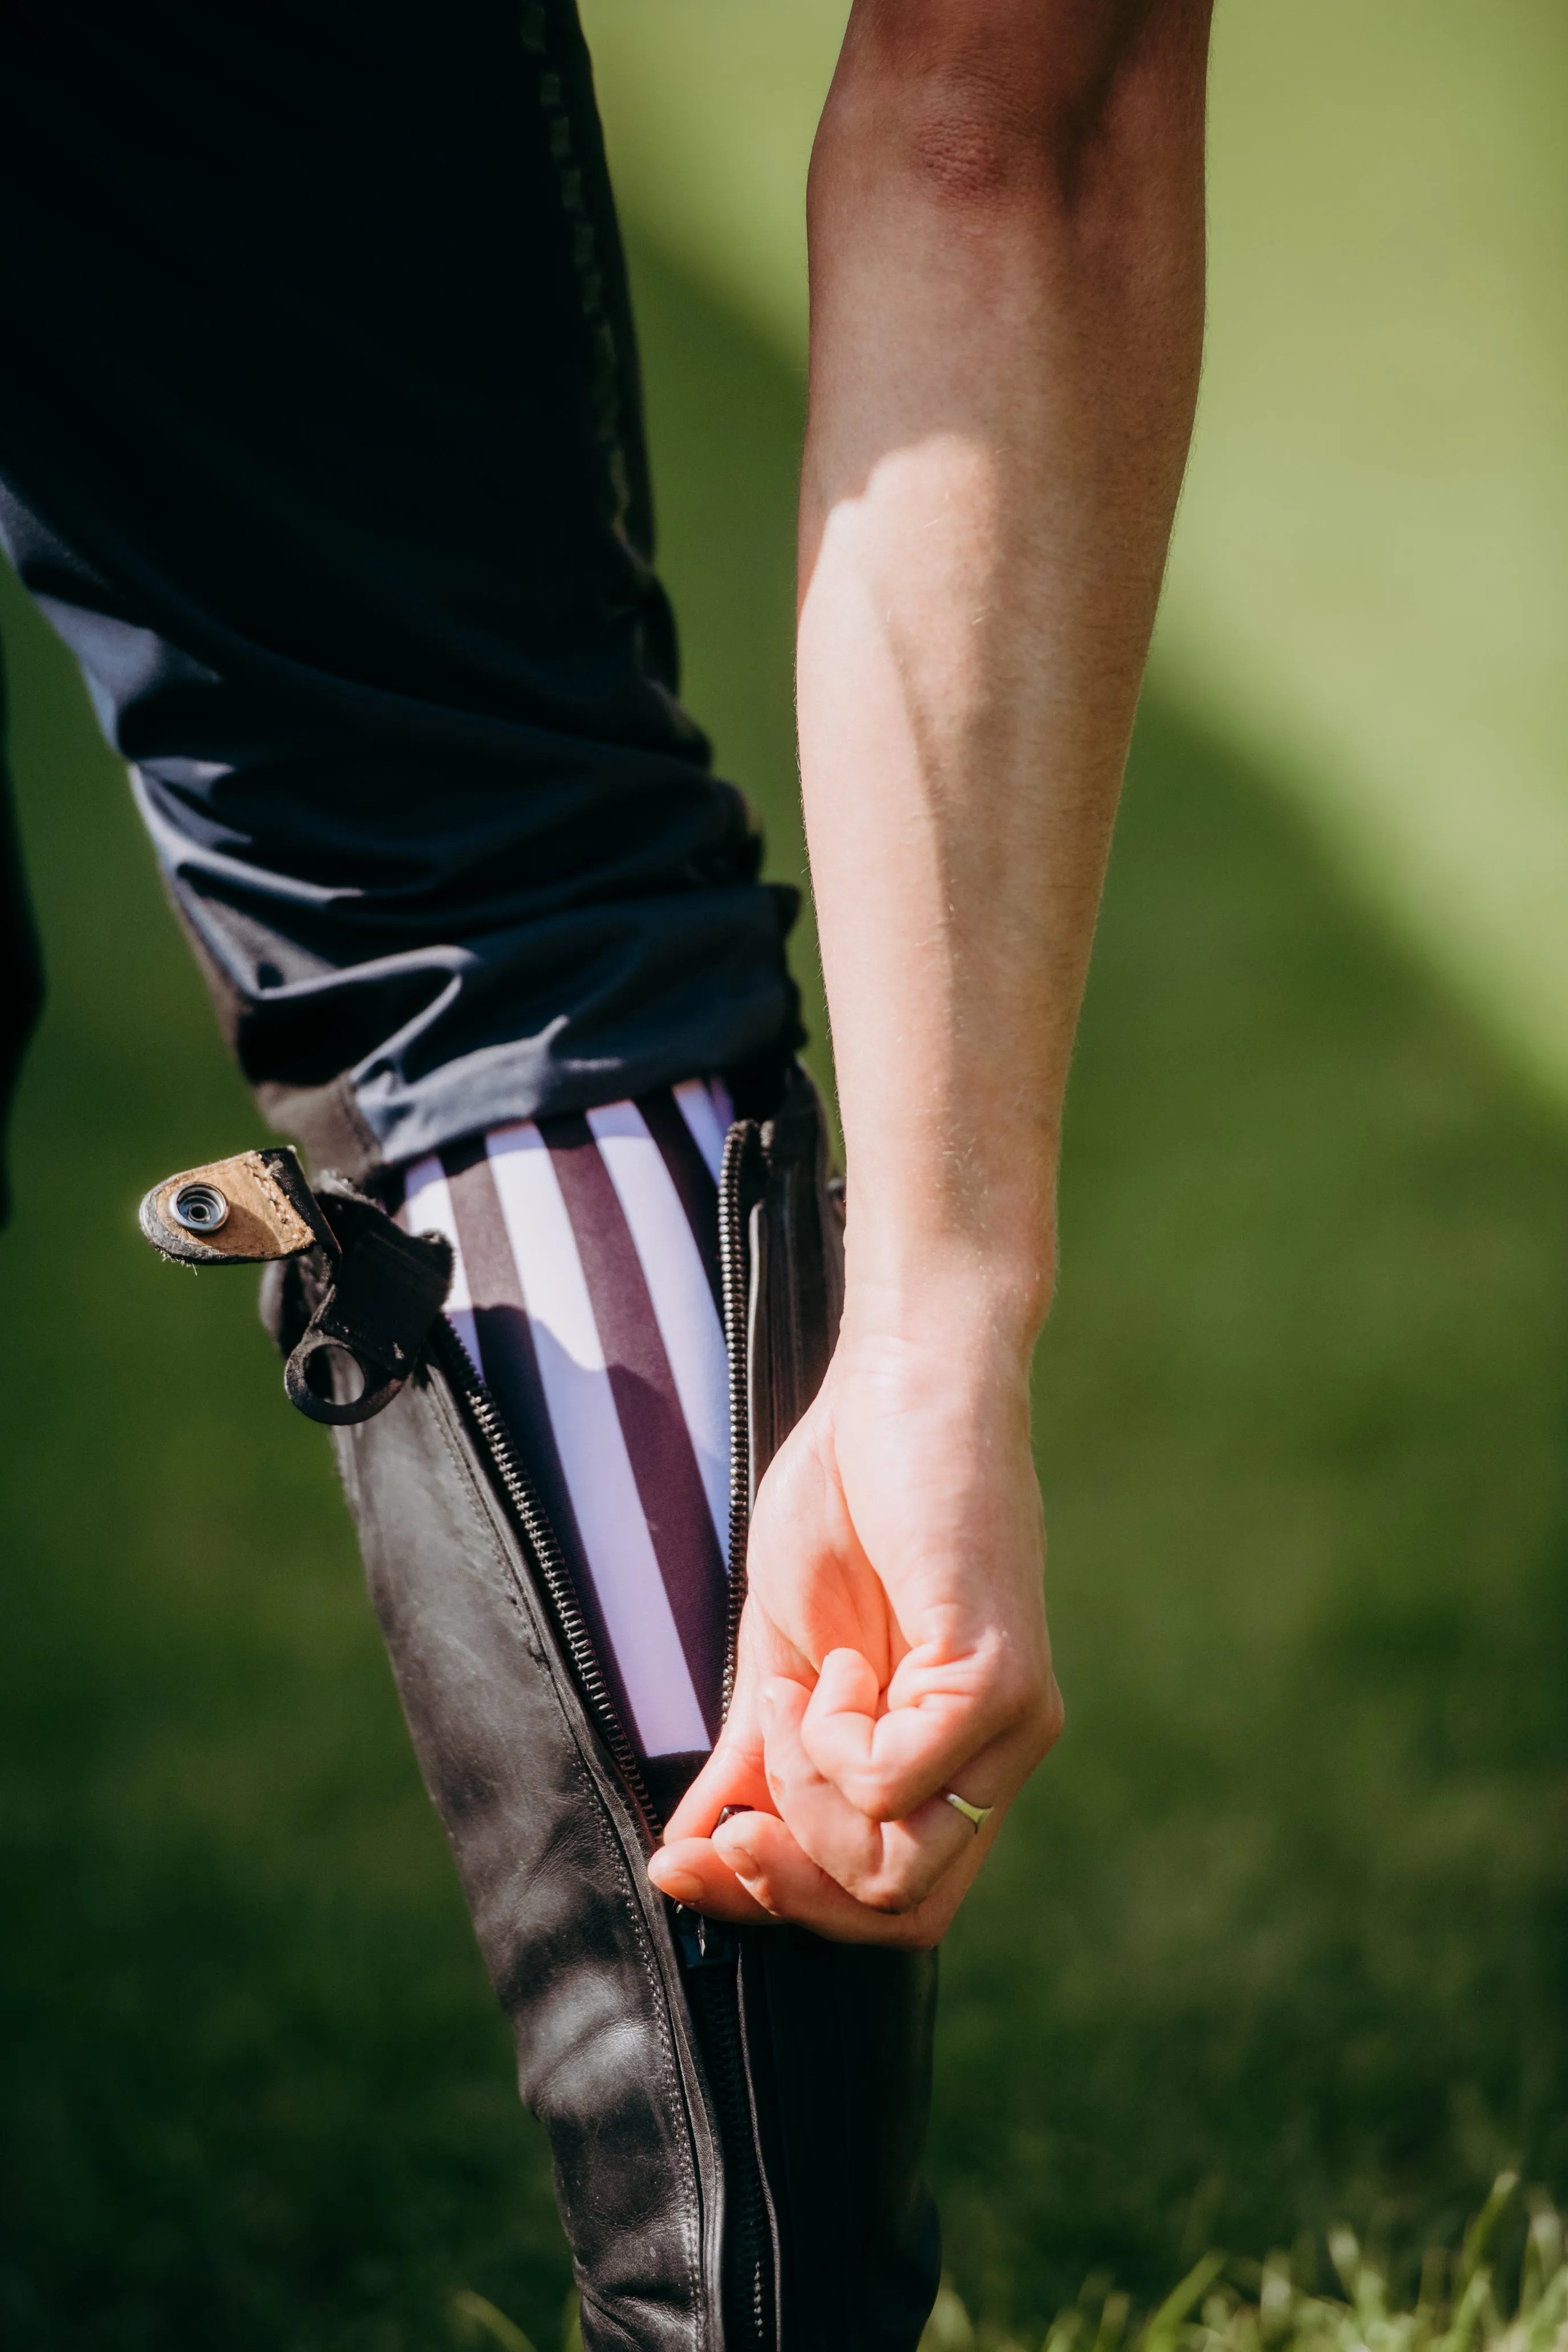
[138,1066,941,2351]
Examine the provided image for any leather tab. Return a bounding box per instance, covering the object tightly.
[138,1148,451,1428]
[139,1148,329,1265]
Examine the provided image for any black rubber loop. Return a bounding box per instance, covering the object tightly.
[283,1329,403,1427]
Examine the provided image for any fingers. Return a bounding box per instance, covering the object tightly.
[661,1729,771,1844]
[661,1616,786,1843]
[760,1673,997,1911]
[647,1674,1014,1933]
[650,1819,943,1945]
[710,1809,963,1946]
[795,1647,975,1820]
[798,1642,1059,1819]
[647,1834,778,1924]
[657,1643,1052,1924]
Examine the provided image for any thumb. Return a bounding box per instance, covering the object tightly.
[660,1647,774,1844]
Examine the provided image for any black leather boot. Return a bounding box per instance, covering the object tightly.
[138,1070,941,2351]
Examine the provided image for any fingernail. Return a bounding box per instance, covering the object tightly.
[721,1843,758,1881]
[652,1865,704,1905]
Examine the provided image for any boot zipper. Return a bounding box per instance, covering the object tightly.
[703,1114,777,2349]
[424,1315,662,1844]
[718,1117,762,1714]
[430,1128,778,2350]
[680,1920,777,2349]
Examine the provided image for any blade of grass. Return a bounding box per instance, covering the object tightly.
[451,2288,540,2352]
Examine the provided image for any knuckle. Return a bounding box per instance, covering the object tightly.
[859,1863,934,1917]
[848,1763,917,1822]
[1028,1678,1066,1760]
[987,1657,1065,1761]
[990,1653,1044,1724]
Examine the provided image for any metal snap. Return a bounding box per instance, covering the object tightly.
[170,1180,230,1235]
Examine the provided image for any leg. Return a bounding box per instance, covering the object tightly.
[5,2,939,2335]
[0,0,798,1180]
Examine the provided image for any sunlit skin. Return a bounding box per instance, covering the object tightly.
[648,0,1214,1943]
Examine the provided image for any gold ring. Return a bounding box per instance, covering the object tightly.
[942,1790,994,1833]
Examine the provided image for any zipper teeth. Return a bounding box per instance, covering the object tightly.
[718,1120,758,1719]
[713,1117,777,2349]
[426,1314,662,1843]
[435,1146,775,2349]
[689,1969,774,2345]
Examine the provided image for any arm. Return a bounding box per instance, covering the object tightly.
[652,0,1212,1940]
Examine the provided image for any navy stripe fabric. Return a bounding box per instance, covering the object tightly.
[397,1080,732,1762]
[436,1131,644,1754]
[542,1110,729,1741]
[635,1089,725,1325]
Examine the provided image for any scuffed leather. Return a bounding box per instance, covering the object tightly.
[138,1145,328,1265]
[140,1070,940,2346]
[337,1363,724,2351]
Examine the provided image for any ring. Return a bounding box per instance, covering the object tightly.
[942,1790,994,1833]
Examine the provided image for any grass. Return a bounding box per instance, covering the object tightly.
[922,2177,1568,2352]
[582,0,1568,1110]
[443,2177,1568,2352]
[0,238,1564,2346]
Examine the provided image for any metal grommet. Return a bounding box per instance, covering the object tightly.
[170,1180,230,1235]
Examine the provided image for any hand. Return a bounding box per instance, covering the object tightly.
[647,1305,1064,1945]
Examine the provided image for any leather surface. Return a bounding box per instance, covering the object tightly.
[338,1365,724,2351]
[745,1067,844,1497]
[157,1068,940,2346]
[743,1933,941,2350]
[736,1073,943,2350]
[138,1145,326,1264]
[141,1154,452,1429]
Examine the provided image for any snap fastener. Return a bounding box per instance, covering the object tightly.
[170,1180,230,1235]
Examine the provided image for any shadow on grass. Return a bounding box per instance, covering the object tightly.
[0,240,1562,2346]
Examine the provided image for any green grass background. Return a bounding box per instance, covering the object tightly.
[580,0,1568,1112]
[2,30,1566,2352]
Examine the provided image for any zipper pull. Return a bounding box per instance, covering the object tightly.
[673,1905,740,1970]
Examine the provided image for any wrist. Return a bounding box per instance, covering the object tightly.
[831,1101,1060,1371]
[838,1233,1052,1380]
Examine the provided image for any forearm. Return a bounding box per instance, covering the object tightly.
[799,0,1211,1361]
[655,0,1212,1936]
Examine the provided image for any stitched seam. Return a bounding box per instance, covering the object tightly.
[248,1156,313,1250]
[422,1382,706,2334]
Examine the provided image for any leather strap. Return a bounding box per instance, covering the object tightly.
[139,1149,451,1427]
[138,1146,331,1265]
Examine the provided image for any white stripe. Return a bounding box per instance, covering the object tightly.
[485,1122,710,1758]
[586,1101,730,1553]
[674,1075,728,1183]
[401,1155,480,1373]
